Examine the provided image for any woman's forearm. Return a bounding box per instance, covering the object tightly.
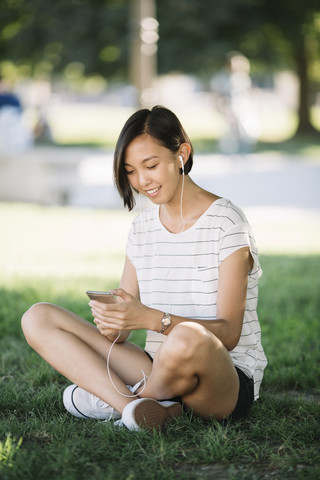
[147,307,242,351]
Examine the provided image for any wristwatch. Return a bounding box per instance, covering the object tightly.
[160,312,172,334]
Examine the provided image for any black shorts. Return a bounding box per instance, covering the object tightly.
[229,366,254,420]
[144,351,254,420]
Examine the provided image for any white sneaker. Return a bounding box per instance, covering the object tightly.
[63,384,121,420]
[120,398,182,432]
[62,380,144,421]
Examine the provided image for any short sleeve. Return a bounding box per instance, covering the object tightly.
[218,222,262,280]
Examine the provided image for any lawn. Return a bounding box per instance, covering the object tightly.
[44,103,320,158]
[0,203,319,480]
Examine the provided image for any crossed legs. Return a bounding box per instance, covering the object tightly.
[21,302,153,413]
[22,304,239,420]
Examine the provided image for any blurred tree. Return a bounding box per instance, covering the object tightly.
[261,0,320,135]
[1,0,319,134]
[156,0,320,136]
[0,0,129,80]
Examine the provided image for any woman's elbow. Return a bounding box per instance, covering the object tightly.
[224,329,242,351]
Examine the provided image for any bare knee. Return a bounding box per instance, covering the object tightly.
[21,302,53,345]
[159,322,217,367]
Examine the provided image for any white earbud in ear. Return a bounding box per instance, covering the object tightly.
[179,155,185,173]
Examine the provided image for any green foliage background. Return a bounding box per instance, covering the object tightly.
[0,0,319,80]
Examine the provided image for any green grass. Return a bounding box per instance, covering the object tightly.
[0,204,319,479]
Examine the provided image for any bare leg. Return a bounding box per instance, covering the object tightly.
[21,302,153,413]
[139,322,239,419]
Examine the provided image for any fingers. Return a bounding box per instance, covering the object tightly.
[88,287,131,312]
[96,324,119,338]
[93,314,120,333]
[89,301,116,316]
[88,300,119,312]
[88,288,132,321]
[89,288,137,332]
[110,288,132,303]
[89,302,121,329]
[90,302,125,326]
[94,316,126,330]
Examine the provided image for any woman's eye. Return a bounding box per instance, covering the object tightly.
[147,164,158,170]
[125,170,134,175]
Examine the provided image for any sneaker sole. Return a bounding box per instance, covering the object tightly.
[134,399,182,432]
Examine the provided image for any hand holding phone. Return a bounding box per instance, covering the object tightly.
[86,290,119,339]
[86,290,117,304]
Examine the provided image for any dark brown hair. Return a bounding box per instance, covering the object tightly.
[113,105,193,211]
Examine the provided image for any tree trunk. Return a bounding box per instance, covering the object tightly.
[295,34,319,136]
[129,0,158,108]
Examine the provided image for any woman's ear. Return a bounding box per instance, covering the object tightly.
[178,143,191,163]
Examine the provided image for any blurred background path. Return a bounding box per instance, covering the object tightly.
[1,146,318,211]
[1,145,318,255]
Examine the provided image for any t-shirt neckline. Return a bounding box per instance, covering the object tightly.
[156,197,226,236]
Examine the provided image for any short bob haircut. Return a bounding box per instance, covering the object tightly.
[113,105,194,211]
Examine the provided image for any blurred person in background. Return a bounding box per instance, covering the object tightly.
[211,52,260,155]
[0,75,33,154]
[0,75,21,111]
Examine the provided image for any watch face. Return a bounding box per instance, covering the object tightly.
[163,317,171,327]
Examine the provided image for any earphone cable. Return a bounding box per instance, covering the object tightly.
[180,170,185,233]
[106,331,148,398]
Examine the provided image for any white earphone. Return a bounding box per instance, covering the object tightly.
[179,155,185,173]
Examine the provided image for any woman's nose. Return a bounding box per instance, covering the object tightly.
[138,170,151,187]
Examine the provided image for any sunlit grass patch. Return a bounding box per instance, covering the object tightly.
[45,104,320,150]
[246,207,320,255]
[0,435,23,470]
[47,105,135,147]
[1,203,133,285]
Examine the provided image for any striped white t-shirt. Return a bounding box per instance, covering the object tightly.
[126,197,267,400]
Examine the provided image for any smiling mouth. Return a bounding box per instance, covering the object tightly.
[145,186,161,196]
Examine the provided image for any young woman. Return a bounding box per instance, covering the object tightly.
[22,106,267,431]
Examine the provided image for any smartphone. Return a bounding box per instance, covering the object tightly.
[86,290,116,304]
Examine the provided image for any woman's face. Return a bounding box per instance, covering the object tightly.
[124,134,182,205]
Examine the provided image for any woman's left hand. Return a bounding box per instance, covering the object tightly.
[89,288,151,336]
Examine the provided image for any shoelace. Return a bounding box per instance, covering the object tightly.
[113,418,124,427]
[92,396,116,421]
